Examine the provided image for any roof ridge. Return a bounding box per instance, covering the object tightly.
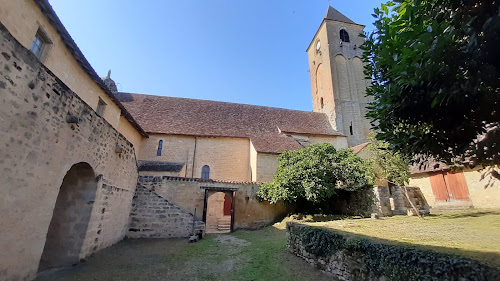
[118,92,325,114]
[324,6,357,25]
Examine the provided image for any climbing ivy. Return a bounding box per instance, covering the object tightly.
[290,223,500,281]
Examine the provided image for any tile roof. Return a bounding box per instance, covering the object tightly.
[33,0,147,137]
[410,160,449,175]
[116,92,344,154]
[352,142,369,154]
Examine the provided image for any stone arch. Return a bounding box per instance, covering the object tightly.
[315,63,333,111]
[352,57,367,103]
[38,162,98,272]
[335,54,350,100]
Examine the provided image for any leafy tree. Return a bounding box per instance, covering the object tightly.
[362,0,500,169]
[257,143,373,205]
[365,133,411,187]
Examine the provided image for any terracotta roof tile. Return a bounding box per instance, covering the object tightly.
[352,142,369,154]
[116,93,343,154]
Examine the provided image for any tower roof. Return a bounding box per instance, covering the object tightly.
[324,6,357,25]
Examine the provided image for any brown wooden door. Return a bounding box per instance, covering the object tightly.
[429,171,470,202]
[444,171,470,200]
[429,172,450,201]
[223,193,232,216]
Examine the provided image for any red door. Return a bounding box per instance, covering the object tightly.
[223,194,232,216]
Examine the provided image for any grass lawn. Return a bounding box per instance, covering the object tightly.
[284,208,500,268]
[36,227,331,281]
[36,209,500,281]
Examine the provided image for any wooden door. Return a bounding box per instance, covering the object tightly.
[223,193,232,216]
[429,172,450,201]
[429,171,470,202]
[444,172,470,200]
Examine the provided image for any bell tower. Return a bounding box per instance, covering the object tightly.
[307,6,371,147]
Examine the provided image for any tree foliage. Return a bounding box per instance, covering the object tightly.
[365,133,411,186]
[362,0,500,168]
[257,143,373,204]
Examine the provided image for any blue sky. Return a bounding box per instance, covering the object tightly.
[50,0,386,111]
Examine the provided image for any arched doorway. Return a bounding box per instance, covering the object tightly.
[204,190,234,234]
[38,162,98,272]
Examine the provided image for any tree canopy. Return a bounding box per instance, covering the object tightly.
[362,0,500,168]
[366,133,411,187]
[256,143,373,204]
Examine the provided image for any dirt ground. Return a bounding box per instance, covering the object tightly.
[36,227,332,281]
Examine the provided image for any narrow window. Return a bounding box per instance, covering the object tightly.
[320,97,324,109]
[201,165,210,179]
[157,140,163,156]
[96,98,106,116]
[349,122,354,135]
[29,28,51,60]
[340,29,350,43]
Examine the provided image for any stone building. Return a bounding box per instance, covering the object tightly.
[0,2,379,280]
[307,7,372,147]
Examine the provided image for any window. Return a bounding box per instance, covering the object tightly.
[349,122,353,135]
[340,29,350,43]
[201,165,210,179]
[29,28,51,60]
[320,97,324,109]
[157,140,163,156]
[96,98,106,116]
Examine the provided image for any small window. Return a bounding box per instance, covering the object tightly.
[157,140,163,156]
[29,28,51,60]
[340,29,350,43]
[320,97,324,109]
[201,165,210,179]
[96,98,106,116]
[349,122,354,135]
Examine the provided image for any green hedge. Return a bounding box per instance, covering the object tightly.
[288,222,500,281]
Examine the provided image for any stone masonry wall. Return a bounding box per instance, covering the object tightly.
[127,185,204,238]
[139,135,251,181]
[330,186,429,217]
[287,222,499,281]
[0,23,138,281]
[136,176,293,231]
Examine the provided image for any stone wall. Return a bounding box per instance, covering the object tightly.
[127,185,204,238]
[138,134,251,181]
[0,22,138,281]
[287,222,499,281]
[135,176,292,233]
[255,153,279,182]
[330,186,429,217]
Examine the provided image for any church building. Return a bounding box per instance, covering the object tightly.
[109,6,371,183]
[0,1,376,280]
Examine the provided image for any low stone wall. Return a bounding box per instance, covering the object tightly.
[127,185,204,238]
[286,222,499,281]
[136,175,292,231]
[330,186,429,217]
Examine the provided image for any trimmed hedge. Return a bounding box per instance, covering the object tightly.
[288,222,500,281]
